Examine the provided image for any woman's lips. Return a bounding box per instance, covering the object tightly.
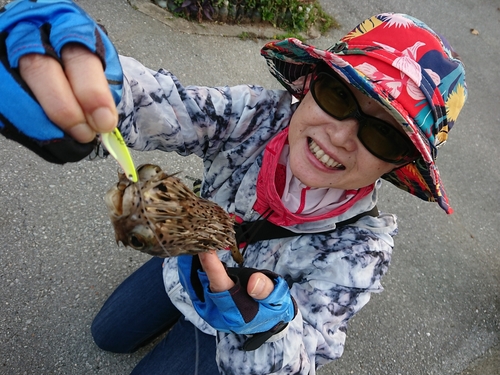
[308,138,345,170]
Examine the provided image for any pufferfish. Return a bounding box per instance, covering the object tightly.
[104,164,242,264]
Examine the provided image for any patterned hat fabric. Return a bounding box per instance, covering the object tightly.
[261,13,467,214]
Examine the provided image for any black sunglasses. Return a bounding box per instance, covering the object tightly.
[309,67,419,165]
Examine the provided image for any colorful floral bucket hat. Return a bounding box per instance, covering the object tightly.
[261,13,467,214]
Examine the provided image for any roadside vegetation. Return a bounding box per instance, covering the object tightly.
[153,0,339,36]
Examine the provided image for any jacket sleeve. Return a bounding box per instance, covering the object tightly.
[215,218,396,375]
[115,55,293,160]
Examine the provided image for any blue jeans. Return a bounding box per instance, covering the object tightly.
[91,257,218,375]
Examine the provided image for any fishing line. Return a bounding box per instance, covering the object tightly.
[135,172,202,375]
[134,174,174,258]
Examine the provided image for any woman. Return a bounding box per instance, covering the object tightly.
[0,2,467,374]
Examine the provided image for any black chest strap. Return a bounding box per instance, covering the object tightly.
[234,206,379,246]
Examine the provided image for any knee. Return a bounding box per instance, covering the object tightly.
[91,314,134,353]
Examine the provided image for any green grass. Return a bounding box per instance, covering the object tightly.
[165,0,339,35]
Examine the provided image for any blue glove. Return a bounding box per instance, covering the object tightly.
[178,255,297,350]
[0,0,123,164]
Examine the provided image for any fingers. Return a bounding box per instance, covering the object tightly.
[248,272,274,300]
[198,252,235,293]
[62,44,118,135]
[198,252,274,299]
[18,44,117,143]
[19,52,92,142]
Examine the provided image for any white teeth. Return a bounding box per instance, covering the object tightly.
[308,139,344,169]
[320,154,330,164]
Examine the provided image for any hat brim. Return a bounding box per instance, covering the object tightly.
[261,38,452,213]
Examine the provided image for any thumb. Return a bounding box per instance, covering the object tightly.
[248,272,275,300]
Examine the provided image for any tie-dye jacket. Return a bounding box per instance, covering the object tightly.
[116,56,397,375]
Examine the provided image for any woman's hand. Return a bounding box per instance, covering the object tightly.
[177,253,296,336]
[19,44,117,144]
[0,0,123,163]
[198,251,274,299]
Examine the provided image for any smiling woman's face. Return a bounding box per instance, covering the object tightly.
[287,86,405,190]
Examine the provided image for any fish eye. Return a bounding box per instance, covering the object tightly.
[129,234,145,249]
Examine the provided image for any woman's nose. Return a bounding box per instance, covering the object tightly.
[326,117,359,152]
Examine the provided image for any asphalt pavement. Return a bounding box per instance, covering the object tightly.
[0,0,498,374]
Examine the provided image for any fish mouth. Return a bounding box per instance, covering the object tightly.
[308,138,345,170]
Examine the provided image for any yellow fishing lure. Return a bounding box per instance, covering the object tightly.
[100,128,138,183]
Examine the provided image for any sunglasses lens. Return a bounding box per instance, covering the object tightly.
[312,73,357,118]
[359,120,413,163]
